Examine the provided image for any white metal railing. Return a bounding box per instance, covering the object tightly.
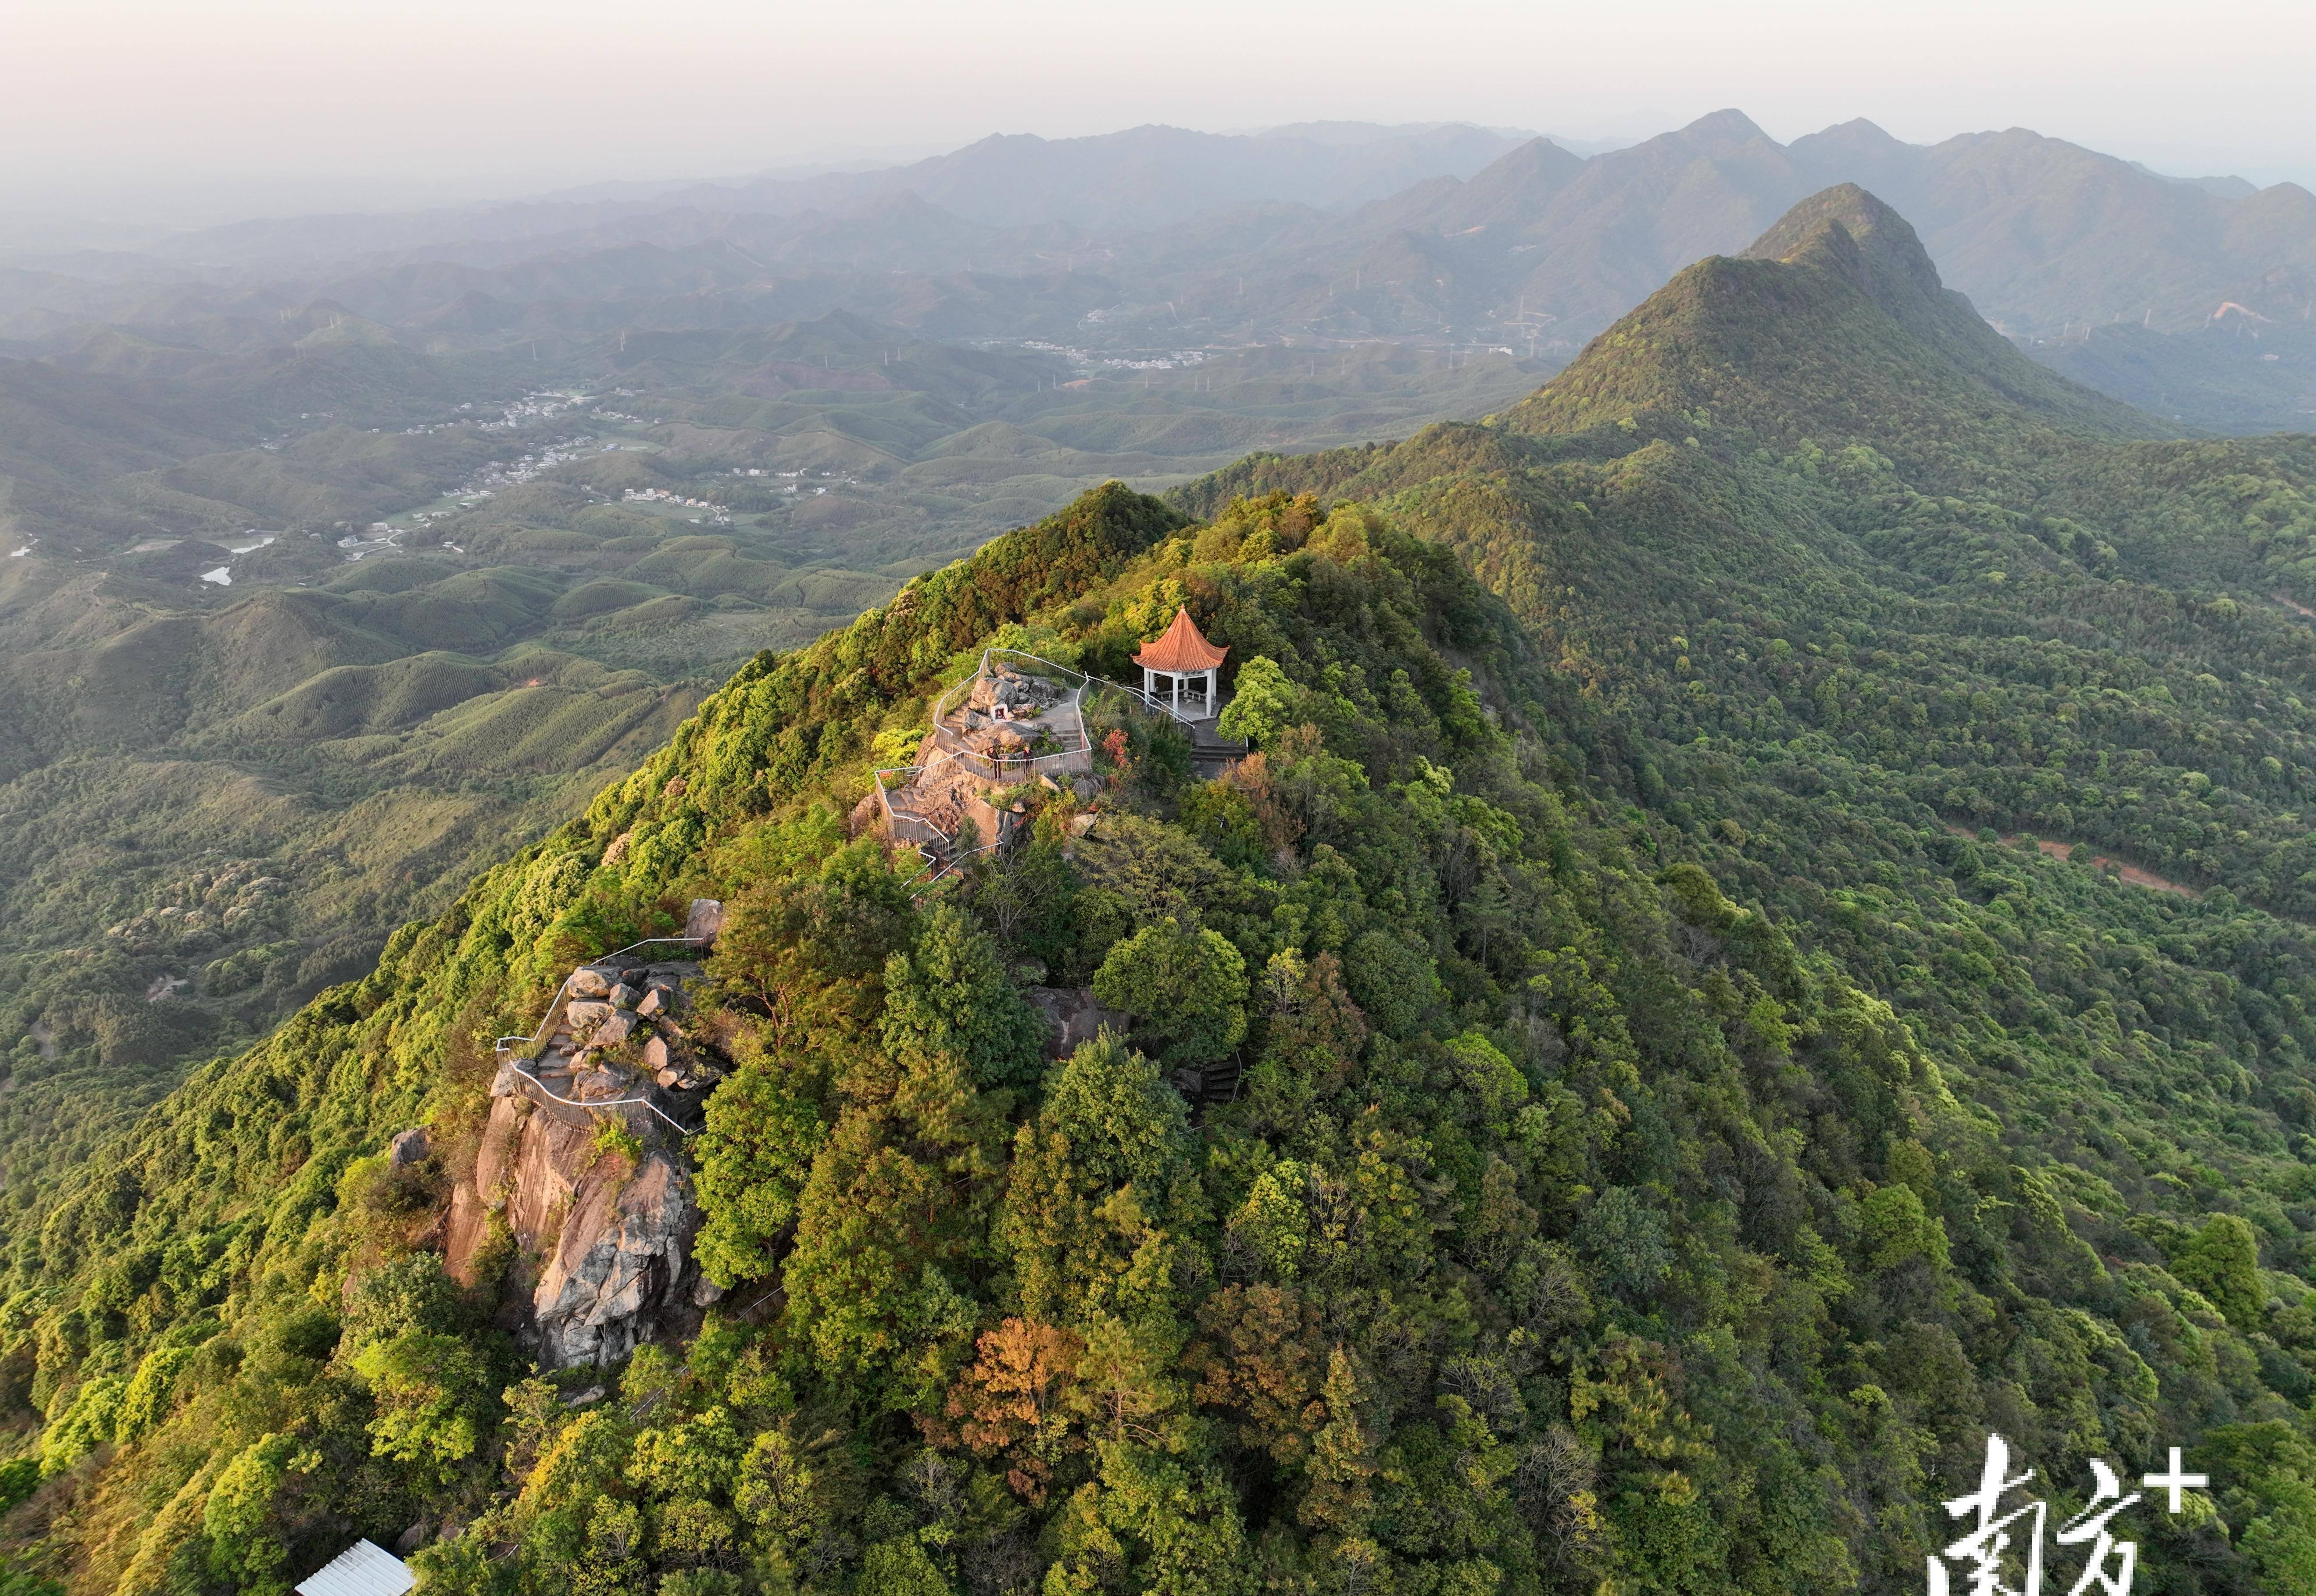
[493,935,711,1136]
[1082,674,1217,728]
[875,752,955,846]
[500,1064,700,1138]
[869,646,1227,897]
[929,648,1097,782]
[904,840,1001,896]
[930,734,1094,785]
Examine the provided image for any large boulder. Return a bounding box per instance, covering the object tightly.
[963,664,1062,720]
[530,1153,697,1367]
[565,1000,616,1041]
[1027,986,1128,1060]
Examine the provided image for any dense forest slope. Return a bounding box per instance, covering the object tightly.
[0,305,1543,1228]
[11,186,2316,1596]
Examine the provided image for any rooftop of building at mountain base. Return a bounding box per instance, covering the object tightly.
[296,1539,414,1596]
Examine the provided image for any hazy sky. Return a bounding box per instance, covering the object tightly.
[9,0,2314,224]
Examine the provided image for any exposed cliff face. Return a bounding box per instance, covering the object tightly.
[445,926,724,1367]
[445,948,1111,1371]
[529,1148,698,1367]
[447,1091,704,1367]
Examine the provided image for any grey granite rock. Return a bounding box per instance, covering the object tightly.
[531,1153,696,1367]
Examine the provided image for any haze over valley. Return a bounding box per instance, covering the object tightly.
[7,104,2316,1199]
[14,44,2316,1592]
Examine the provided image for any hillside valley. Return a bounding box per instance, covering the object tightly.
[4,111,2315,1181]
[10,179,2316,1596]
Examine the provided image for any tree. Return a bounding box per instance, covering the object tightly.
[781,1046,1003,1399]
[343,1251,465,1348]
[114,1345,194,1444]
[1001,1032,1204,1327]
[1092,918,1247,1066]
[940,1317,1085,1502]
[1860,1183,1950,1272]
[1218,655,1303,750]
[204,1432,298,1592]
[781,1113,976,1390]
[2243,1477,2316,1596]
[1187,1283,1326,1466]
[353,1330,500,1477]
[692,1061,826,1289]
[708,840,915,1049]
[882,906,1047,1091]
[1045,1443,1255,1596]
[2174,1213,2265,1329]
[1340,929,1438,1041]
[858,1535,954,1596]
[1298,1348,1378,1535]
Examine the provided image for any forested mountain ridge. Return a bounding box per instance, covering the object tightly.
[1501,184,2159,453]
[14,185,2316,1596]
[1185,188,2316,918]
[0,302,1543,1227]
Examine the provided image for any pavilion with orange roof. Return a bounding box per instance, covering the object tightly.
[1134,606,1227,720]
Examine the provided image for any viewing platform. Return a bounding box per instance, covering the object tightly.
[873,611,1245,883]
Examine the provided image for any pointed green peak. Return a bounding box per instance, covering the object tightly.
[1739,183,1948,322]
[1498,183,2160,455]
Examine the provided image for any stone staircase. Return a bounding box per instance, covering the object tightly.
[1170,1055,1243,1107]
[1186,714,1247,779]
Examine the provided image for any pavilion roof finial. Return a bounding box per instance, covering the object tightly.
[1134,607,1227,672]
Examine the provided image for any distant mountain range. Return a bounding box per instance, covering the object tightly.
[21,175,2316,1596]
[100,122,1547,272]
[4,112,2309,433]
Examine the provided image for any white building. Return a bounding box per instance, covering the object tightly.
[296,1539,414,1596]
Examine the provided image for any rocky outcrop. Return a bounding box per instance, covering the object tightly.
[965,662,1061,716]
[1023,986,1235,1100]
[450,935,729,1367]
[1028,986,1126,1059]
[447,1089,704,1367]
[490,957,719,1130]
[530,1151,696,1367]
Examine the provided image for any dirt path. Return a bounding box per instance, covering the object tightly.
[1944,823,2196,897]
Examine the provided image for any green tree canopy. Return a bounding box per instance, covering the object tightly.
[1091,918,1248,1066]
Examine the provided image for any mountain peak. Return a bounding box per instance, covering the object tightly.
[1499,184,2157,454]
[1739,182,1947,319]
[1676,108,1773,150]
